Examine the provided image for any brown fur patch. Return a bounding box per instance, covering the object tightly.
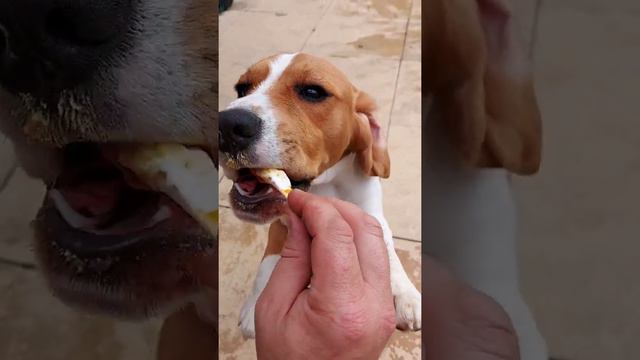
[264,220,288,257]
[266,53,383,180]
[424,0,541,175]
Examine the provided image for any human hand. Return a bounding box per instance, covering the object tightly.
[421,256,520,360]
[255,190,396,360]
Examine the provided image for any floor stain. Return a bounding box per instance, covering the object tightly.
[347,33,404,57]
[370,0,411,18]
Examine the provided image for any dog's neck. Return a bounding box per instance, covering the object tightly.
[309,153,385,216]
[422,97,521,291]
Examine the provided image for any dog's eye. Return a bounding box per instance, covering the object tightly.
[235,83,251,98]
[296,85,330,103]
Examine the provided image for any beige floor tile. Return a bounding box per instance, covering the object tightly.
[0,264,161,360]
[402,0,421,61]
[514,2,640,359]
[304,0,411,59]
[219,10,318,64]
[228,0,333,15]
[383,126,421,242]
[218,56,251,111]
[218,207,269,358]
[0,168,45,264]
[389,60,421,129]
[220,176,232,208]
[218,207,421,358]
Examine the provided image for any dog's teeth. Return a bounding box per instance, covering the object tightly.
[117,144,218,235]
[252,169,292,198]
[49,190,102,229]
[234,183,252,196]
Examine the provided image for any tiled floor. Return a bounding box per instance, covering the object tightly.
[218,0,422,358]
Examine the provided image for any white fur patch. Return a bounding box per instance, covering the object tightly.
[226,53,298,167]
[239,254,281,339]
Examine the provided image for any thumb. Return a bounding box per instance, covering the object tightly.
[257,210,311,318]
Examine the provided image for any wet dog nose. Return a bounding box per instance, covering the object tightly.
[0,0,134,95]
[219,108,262,154]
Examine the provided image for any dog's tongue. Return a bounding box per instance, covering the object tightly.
[59,179,123,217]
[236,178,258,193]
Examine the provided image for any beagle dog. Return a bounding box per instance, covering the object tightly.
[424,0,548,359]
[219,53,422,338]
[0,0,217,358]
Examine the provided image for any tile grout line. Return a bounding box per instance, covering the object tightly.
[0,257,36,270]
[394,235,421,243]
[299,0,337,51]
[0,160,18,192]
[385,0,413,141]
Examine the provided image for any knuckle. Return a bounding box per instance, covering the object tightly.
[335,306,370,341]
[454,293,520,359]
[329,219,355,244]
[255,294,272,319]
[280,243,305,259]
[362,214,384,238]
[380,304,397,335]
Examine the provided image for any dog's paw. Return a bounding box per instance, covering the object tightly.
[238,297,257,339]
[394,285,422,331]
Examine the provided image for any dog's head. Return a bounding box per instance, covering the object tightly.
[0,0,217,319]
[219,53,389,224]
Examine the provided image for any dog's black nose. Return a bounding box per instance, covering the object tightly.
[0,0,134,95]
[219,108,262,154]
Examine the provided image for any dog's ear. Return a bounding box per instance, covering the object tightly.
[424,0,542,175]
[352,90,391,178]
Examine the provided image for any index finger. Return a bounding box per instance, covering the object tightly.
[288,190,365,299]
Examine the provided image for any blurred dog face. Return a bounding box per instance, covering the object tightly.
[0,0,217,318]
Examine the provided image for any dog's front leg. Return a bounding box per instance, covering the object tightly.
[423,148,549,360]
[376,216,422,331]
[239,221,287,339]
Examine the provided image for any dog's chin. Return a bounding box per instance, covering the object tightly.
[229,185,288,224]
[22,141,217,320]
[224,166,312,224]
[33,195,214,319]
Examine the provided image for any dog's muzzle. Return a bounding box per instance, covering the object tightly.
[0,0,134,97]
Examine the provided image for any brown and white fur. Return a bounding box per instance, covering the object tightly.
[425,0,548,359]
[0,0,217,358]
[219,53,421,338]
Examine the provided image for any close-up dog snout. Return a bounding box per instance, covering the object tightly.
[0,0,134,95]
[219,108,262,154]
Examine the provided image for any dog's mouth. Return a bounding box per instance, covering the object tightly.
[232,168,310,203]
[225,167,310,223]
[33,142,216,318]
[50,144,167,240]
[48,143,214,245]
